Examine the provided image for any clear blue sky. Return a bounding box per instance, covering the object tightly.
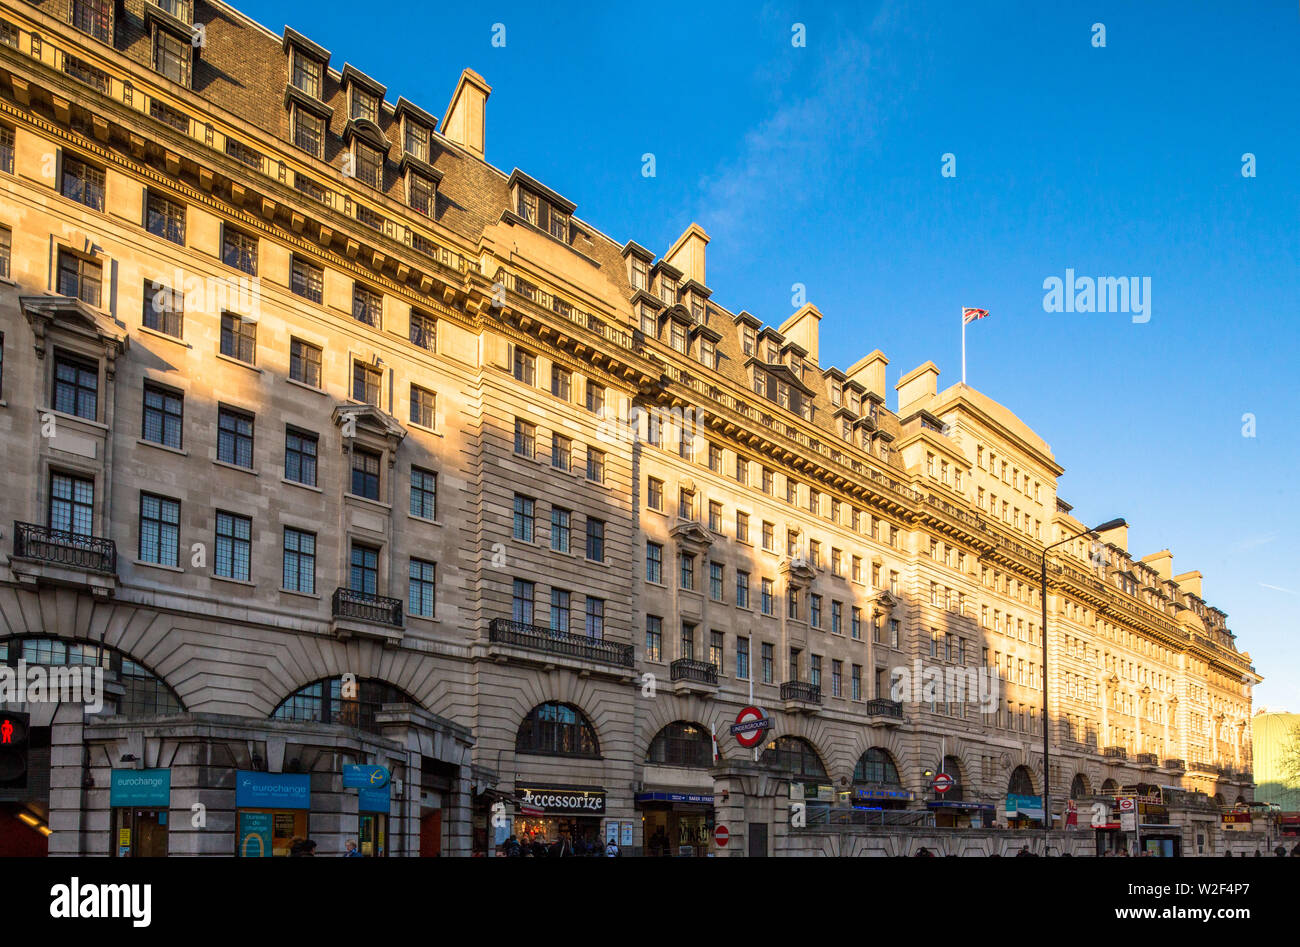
[237,0,1300,708]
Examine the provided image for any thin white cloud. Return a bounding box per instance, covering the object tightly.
[1230,533,1277,554]
[1258,583,1297,595]
[692,31,879,237]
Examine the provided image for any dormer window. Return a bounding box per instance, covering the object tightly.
[690,296,705,323]
[404,122,430,162]
[156,0,191,21]
[408,172,434,216]
[292,106,324,158]
[72,0,112,43]
[669,323,687,354]
[765,341,779,363]
[638,302,657,337]
[291,50,322,99]
[699,339,716,370]
[517,189,570,243]
[742,326,755,356]
[351,87,379,123]
[830,382,842,406]
[629,256,648,291]
[353,141,383,189]
[659,275,678,307]
[153,26,191,86]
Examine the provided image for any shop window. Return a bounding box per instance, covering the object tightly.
[515,702,600,758]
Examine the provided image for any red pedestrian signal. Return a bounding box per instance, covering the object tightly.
[0,712,30,789]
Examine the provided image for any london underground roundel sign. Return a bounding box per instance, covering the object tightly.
[932,773,954,794]
[729,706,772,748]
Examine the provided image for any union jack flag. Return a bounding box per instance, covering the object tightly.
[962,307,990,324]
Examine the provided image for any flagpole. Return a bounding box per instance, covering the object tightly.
[961,308,966,386]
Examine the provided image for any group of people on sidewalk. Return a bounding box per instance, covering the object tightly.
[499,833,620,857]
[285,837,368,856]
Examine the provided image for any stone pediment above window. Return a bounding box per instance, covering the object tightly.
[744,357,817,398]
[690,322,721,343]
[659,303,694,327]
[398,152,442,183]
[779,557,816,588]
[332,403,406,458]
[670,521,713,552]
[343,118,390,154]
[283,26,332,64]
[144,3,199,40]
[868,590,899,615]
[394,97,438,132]
[284,84,333,120]
[340,63,386,101]
[22,294,128,366]
[630,289,663,311]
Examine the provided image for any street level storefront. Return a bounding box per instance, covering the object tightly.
[1005,793,1045,828]
[235,771,311,857]
[358,781,390,857]
[637,792,714,856]
[852,787,915,812]
[110,768,170,857]
[511,786,607,852]
[927,800,996,828]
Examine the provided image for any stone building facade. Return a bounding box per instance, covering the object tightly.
[0,0,1259,856]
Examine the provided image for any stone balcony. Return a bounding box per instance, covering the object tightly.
[8,521,117,597]
[486,618,635,678]
[670,658,719,696]
[781,680,822,714]
[330,587,404,645]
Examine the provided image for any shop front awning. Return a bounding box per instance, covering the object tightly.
[1011,807,1045,820]
[634,791,714,805]
[926,801,995,811]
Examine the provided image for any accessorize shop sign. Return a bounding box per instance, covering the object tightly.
[517,786,606,814]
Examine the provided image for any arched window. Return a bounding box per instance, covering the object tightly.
[1070,774,1091,799]
[0,636,182,716]
[940,754,963,801]
[1008,765,1035,796]
[854,747,901,786]
[1101,778,1119,794]
[762,736,827,780]
[516,702,600,758]
[647,721,713,768]
[272,677,415,734]
[1213,793,1225,807]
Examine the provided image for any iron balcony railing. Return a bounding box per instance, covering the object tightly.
[495,268,635,351]
[1103,746,1128,760]
[1163,758,1186,770]
[331,587,404,628]
[865,697,904,719]
[1135,753,1159,766]
[781,680,822,704]
[488,618,634,668]
[670,659,718,685]
[13,521,116,574]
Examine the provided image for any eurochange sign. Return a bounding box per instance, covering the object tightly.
[517,786,606,815]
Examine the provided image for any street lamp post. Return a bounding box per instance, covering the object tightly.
[1039,517,1125,855]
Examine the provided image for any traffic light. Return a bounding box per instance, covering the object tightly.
[0,712,30,790]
